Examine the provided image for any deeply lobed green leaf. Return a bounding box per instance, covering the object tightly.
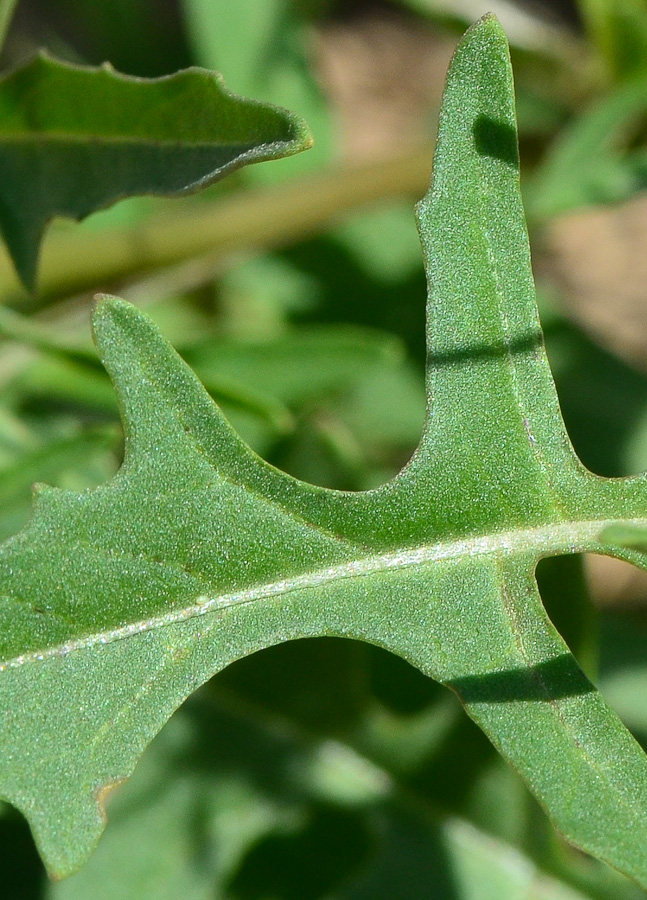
[2,14,647,889]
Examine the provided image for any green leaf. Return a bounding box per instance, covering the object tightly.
[185,326,406,410]
[181,0,332,179]
[599,522,647,550]
[0,51,312,290]
[578,0,647,81]
[3,13,647,888]
[526,73,647,218]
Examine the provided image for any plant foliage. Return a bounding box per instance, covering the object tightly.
[0,51,310,289]
[2,14,647,893]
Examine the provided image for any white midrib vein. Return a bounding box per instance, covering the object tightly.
[1,516,644,671]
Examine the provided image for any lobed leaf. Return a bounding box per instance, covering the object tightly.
[0,51,311,289]
[2,14,647,888]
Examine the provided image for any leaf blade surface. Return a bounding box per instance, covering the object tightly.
[2,14,647,888]
[0,52,311,289]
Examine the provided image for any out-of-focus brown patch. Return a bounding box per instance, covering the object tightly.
[542,195,647,607]
[314,10,456,159]
[586,553,647,607]
[543,194,647,369]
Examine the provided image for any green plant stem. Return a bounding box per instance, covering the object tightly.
[1,145,433,305]
[0,304,86,354]
[0,0,18,53]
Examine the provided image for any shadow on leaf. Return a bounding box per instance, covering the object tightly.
[473,115,519,167]
[450,653,595,703]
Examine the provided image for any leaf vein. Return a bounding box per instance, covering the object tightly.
[2,517,642,672]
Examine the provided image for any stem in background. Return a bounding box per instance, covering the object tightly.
[0,0,18,53]
[0,145,433,306]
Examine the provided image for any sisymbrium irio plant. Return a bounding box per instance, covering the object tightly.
[1,11,647,892]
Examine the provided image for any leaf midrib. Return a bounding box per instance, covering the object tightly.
[0,134,279,148]
[1,516,639,672]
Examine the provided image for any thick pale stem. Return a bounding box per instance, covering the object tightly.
[1,146,433,304]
